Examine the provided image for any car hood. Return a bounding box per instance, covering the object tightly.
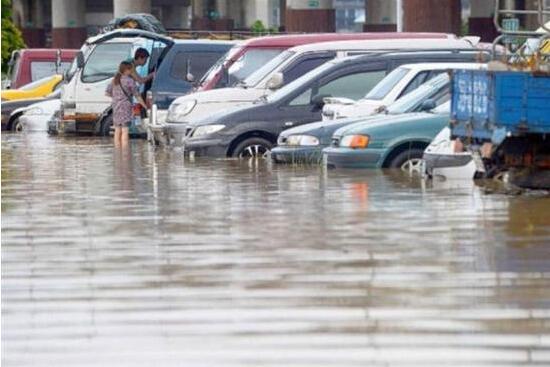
[334,112,446,138]
[280,113,399,144]
[171,87,265,105]
[2,97,49,109]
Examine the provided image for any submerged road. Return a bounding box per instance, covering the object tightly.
[2,133,550,366]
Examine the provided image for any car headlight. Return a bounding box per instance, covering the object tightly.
[192,124,225,137]
[340,135,370,149]
[285,135,320,146]
[25,107,44,115]
[168,100,196,121]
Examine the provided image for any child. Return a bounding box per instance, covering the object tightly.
[106,61,147,147]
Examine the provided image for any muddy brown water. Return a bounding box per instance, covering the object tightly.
[2,133,550,367]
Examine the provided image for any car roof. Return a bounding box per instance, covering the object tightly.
[396,62,488,71]
[237,32,454,48]
[17,49,78,57]
[329,49,482,66]
[285,38,476,53]
[172,39,238,45]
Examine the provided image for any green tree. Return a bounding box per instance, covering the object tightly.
[1,0,26,73]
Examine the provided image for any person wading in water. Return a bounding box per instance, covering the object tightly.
[106,61,147,147]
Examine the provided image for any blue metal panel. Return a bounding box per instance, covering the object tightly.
[451,70,550,140]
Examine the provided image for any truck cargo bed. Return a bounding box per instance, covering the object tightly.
[451,69,550,140]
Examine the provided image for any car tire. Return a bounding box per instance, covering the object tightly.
[10,116,23,132]
[99,114,113,136]
[232,137,273,159]
[388,148,425,173]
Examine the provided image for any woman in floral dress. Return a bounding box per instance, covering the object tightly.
[106,61,147,147]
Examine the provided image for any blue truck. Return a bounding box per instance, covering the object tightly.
[450,69,550,189]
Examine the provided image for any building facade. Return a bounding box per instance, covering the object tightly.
[11,0,549,49]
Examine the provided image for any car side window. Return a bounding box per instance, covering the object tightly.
[283,56,333,85]
[81,43,132,83]
[398,71,431,98]
[316,70,387,101]
[169,51,225,81]
[288,88,313,106]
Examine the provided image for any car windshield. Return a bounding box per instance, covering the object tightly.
[19,76,54,91]
[241,50,296,87]
[198,45,242,87]
[265,60,337,103]
[386,73,450,114]
[8,51,21,86]
[227,48,284,84]
[364,67,410,100]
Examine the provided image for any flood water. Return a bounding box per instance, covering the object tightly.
[2,132,550,367]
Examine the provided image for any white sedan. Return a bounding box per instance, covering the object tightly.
[20,99,61,132]
[322,62,487,121]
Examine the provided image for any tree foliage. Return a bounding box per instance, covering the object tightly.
[2,0,26,73]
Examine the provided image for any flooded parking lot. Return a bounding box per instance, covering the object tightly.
[2,132,550,366]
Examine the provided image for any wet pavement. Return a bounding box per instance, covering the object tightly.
[2,132,550,367]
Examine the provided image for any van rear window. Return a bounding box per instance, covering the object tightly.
[31,61,72,82]
[169,51,225,81]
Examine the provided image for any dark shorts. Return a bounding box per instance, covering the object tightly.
[113,120,131,128]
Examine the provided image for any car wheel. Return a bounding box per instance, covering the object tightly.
[232,137,273,159]
[389,148,425,174]
[11,117,23,132]
[99,114,113,136]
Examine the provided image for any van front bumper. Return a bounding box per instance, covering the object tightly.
[184,137,228,158]
[271,146,324,164]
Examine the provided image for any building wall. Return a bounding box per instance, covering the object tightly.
[402,0,462,34]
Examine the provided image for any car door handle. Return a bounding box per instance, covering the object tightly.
[284,121,294,127]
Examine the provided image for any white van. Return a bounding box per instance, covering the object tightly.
[151,36,479,145]
[322,62,487,121]
[57,29,174,135]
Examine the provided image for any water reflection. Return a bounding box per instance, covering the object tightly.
[2,134,550,367]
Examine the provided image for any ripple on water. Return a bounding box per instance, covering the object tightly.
[2,133,550,366]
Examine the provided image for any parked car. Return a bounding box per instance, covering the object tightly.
[19,99,61,132]
[195,32,455,92]
[1,75,63,101]
[179,50,483,158]
[271,70,472,164]
[137,39,236,137]
[323,101,452,170]
[321,62,486,121]
[57,29,234,136]
[151,36,478,145]
[1,89,61,131]
[2,48,77,89]
[422,127,478,179]
[146,40,235,110]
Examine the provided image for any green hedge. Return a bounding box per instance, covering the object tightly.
[2,0,26,73]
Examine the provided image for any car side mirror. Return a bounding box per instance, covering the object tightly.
[76,51,85,69]
[266,72,284,90]
[311,94,330,109]
[419,99,436,111]
[185,58,195,82]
